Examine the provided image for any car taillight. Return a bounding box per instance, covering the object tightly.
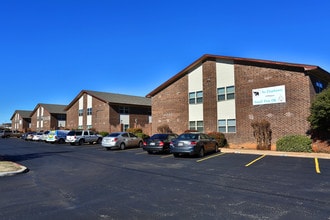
[190,141,197,145]
[159,141,164,146]
[112,138,118,142]
[143,141,147,146]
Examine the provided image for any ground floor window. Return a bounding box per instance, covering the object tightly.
[189,121,204,132]
[218,119,236,133]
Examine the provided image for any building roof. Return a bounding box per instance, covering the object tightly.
[30,103,67,117]
[146,54,330,98]
[65,90,151,110]
[10,110,33,120]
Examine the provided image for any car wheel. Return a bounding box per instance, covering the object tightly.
[78,139,84,145]
[120,143,125,150]
[97,138,102,144]
[58,139,65,144]
[138,141,143,148]
[198,147,205,158]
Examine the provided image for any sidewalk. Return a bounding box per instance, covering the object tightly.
[221,148,330,159]
[1,148,329,176]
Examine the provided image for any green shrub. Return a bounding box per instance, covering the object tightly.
[126,128,143,134]
[135,132,150,141]
[276,135,312,152]
[208,132,228,148]
[99,131,109,137]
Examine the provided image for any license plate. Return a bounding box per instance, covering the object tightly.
[150,142,155,145]
[178,142,183,146]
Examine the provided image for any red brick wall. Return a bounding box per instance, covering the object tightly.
[151,75,189,134]
[203,61,218,133]
[234,64,312,144]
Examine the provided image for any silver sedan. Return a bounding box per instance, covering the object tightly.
[102,132,143,150]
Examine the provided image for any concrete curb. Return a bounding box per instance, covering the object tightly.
[0,162,28,177]
[221,148,330,159]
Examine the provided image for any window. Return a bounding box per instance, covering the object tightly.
[315,81,324,93]
[217,87,226,101]
[78,109,83,116]
[189,92,195,104]
[218,119,236,133]
[87,108,92,115]
[218,86,235,101]
[120,106,129,114]
[189,121,204,132]
[218,119,226,132]
[189,91,203,104]
[226,86,235,100]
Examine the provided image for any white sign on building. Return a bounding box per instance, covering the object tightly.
[252,85,286,105]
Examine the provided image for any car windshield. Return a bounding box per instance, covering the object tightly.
[177,133,199,140]
[67,131,76,135]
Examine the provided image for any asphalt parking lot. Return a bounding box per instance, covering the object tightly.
[0,138,329,219]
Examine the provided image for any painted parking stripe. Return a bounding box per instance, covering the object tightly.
[136,151,147,155]
[245,154,266,167]
[196,152,226,162]
[161,154,173,158]
[315,158,321,174]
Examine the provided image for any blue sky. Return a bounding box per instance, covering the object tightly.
[1,0,330,124]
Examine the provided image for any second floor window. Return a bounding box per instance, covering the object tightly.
[218,86,235,101]
[87,108,92,115]
[120,106,129,114]
[78,109,83,116]
[189,91,203,104]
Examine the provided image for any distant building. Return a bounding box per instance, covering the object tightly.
[30,103,67,132]
[65,90,151,133]
[10,110,32,132]
[146,54,330,147]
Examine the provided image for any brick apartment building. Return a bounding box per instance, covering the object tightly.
[65,90,151,133]
[10,110,32,132]
[146,54,330,146]
[30,103,67,132]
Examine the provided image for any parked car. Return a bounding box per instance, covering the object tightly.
[102,132,143,150]
[170,132,219,157]
[0,130,12,138]
[24,132,37,141]
[65,130,102,145]
[41,130,50,142]
[143,133,178,154]
[32,132,43,141]
[46,130,69,144]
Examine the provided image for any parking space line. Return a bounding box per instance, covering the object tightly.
[136,151,147,155]
[245,154,266,167]
[315,158,321,174]
[161,154,173,158]
[196,152,226,163]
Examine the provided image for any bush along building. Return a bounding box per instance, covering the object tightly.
[146,54,330,149]
[65,90,151,134]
